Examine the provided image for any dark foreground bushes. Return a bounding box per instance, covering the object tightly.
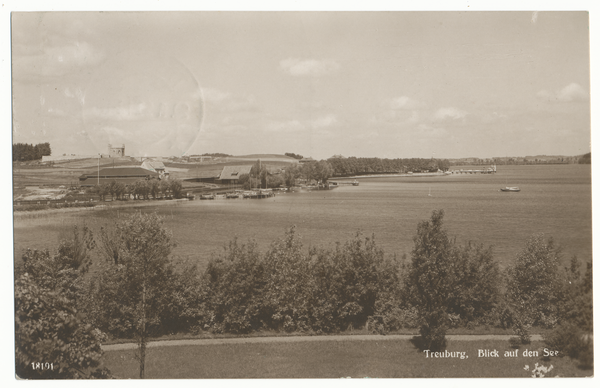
[199,227,403,334]
[16,210,593,378]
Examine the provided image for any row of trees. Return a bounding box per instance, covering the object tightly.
[326,157,450,176]
[13,142,52,162]
[578,152,591,164]
[15,210,593,378]
[284,152,304,160]
[237,159,335,190]
[281,160,334,187]
[89,179,183,201]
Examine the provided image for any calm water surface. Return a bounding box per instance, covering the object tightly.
[14,164,592,269]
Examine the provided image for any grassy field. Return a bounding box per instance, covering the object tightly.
[13,155,298,186]
[102,339,592,378]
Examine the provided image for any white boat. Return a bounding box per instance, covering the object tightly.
[501,167,520,192]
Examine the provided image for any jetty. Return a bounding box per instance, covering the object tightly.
[448,165,497,174]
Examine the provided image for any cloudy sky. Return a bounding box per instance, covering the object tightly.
[11,10,591,159]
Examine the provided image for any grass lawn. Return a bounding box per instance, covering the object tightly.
[102,339,592,379]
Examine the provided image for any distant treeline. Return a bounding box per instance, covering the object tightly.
[451,156,581,166]
[201,153,231,158]
[326,157,450,176]
[13,142,51,162]
[578,152,591,164]
[285,152,304,160]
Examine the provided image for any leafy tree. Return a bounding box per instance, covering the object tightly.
[267,174,284,188]
[544,258,593,368]
[201,238,265,333]
[404,210,456,351]
[506,233,563,329]
[284,165,301,187]
[96,183,109,201]
[312,160,334,184]
[113,182,126,200]
[133,180,149,200]
[15,274,110,379]
[15,225,110,379]
[447,242,501,323]
[308,233,391,332]
[169,179,183,199]
[91,212,176,378]
[261,227,311,332]
[148,179,160,199]
[107,180,118,200]
[159,180,170,198]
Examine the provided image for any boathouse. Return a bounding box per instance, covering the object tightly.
[218,165,253,184]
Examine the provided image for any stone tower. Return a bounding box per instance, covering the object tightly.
[108,144,125,158]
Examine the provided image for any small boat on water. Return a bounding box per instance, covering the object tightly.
[500,187,520,192]
[200,193,215,200]
[352,180,359,186]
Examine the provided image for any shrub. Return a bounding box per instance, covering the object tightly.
[544,259,593,369]
[201,238,265,334]
[261,227,311,332]
[15,273,110,379]
[506,233,563,328]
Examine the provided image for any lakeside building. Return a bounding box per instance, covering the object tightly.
[217,165,253,185]
[78,167,159,187]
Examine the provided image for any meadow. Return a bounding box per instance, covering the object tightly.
[102,339,592,378]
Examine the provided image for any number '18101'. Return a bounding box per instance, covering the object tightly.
[31,362,53,371]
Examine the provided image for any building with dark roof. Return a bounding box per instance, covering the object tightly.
[141,159,169,179]
[78,167,159,187]
[217,165,253,184]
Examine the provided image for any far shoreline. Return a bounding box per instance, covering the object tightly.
[330,172,449,179]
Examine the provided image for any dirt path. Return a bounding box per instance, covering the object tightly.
[102,334,544,351]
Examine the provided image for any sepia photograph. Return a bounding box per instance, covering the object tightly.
[8,2,595,381]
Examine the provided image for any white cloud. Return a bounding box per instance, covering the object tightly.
[201,88,231,103]
[266,120,305,132]
[201,87,259,113]
[63,87,75,98]
[311,114,338,128]
[85,104,149,121]
[369,96,425,126]
[389,96,423,110]
[47,108,67,116]
[280,58,340,77]
[433,107,467,121]
[13,41,106,79]
[537,83,589,103]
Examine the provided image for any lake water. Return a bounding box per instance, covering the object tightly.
[13,164,592,270]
